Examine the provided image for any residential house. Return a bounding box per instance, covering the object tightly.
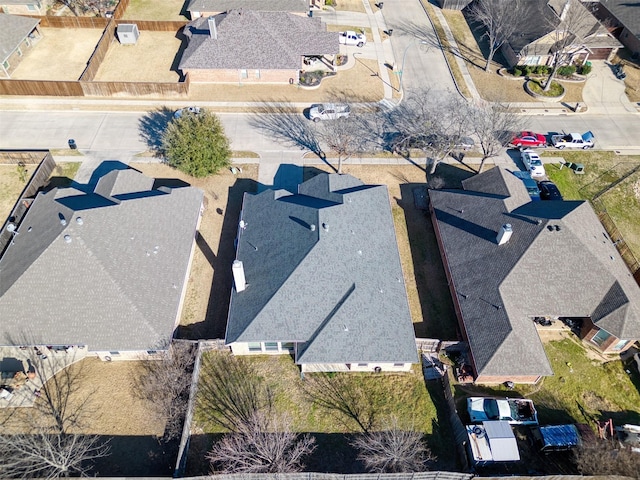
[0,0,47,15]
[435,0,472,10]
[225,173,418,373]
[178,9,339,84]
[429,167,640,384]
[591,0,640,58]
[0,13,40,78]
[500,0,620,67]
[186,0,309,19]
[0,166,204,360]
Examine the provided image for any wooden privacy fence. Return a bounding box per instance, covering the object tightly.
[79,18,116,81]
[23,14,109,28]
[0,150,50,165]
[117,19,188,31]
[0,79,84,96]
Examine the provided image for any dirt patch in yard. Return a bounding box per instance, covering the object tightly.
[130,162,259,340]
[122,0,189,20]
[94,31,182,82]
[10,28,103,81]
[0,165,28,222]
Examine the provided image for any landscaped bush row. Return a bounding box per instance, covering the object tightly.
[511,63,591,77]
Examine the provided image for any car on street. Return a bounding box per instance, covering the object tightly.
[338,31,366,47]
[537,180,563,200]
[511,131,547,148]
[174,106,201,119]
[520,149,546,177]
[309,103,351,122]
[551,131,595,149]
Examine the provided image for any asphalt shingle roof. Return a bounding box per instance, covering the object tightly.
[430,167,640,378]
[225,173,418,366]
[0,168,204,352]
[0,13,39,63]
[179,9,339,70]
[598,0,640,39]
[186,0,308,14]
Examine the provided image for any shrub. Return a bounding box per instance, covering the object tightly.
[557,65,576,77]
[579,64,592,75]
[534,65,550,75]
[513,67,523,77]
[522,65,533,76]
[325,0,336,5]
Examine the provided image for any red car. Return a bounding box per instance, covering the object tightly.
[511,131,547,148]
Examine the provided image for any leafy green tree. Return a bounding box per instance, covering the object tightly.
[162,110,231,178]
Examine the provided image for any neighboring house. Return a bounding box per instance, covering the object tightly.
[186,0,309,19]
[179,9,339,84]
[591,0,640,58]
[225,173,418,373]
[0,167,204,360]
[429,167,640,385]
[0,13,40,78]
[0,0,47,15]
[435,0,472,9]
[501,0,621,67]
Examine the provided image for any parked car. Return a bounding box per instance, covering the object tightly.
[309,103,351,122]
[467,397,539,425]
[511,131,547,148]
[520,149,545,177]
[537,180,563,200]
[173,106,201,119]
[338,31,366,47]
[512,171,540,201]
[551,131,595,149]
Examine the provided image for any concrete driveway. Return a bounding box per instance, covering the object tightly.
[582,60,638,115]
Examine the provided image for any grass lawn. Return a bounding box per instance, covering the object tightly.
[455,333,640,427]
[334,0,367,14]
[544,150,640,258]
[0,165,28,221]
[122,0,188,20]
[193,353,456,472]
[613,49,640,103]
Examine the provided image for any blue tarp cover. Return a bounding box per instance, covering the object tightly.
[539,424,580,448]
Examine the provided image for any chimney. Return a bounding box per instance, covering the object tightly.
[497,224,513,245]
[232,260,246,292]
[208,16,217,39]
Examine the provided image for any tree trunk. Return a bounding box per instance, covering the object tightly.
[337,157,342,174]
[544,64,559,92]
[478,157,488,174]
[429,158,438,175]
[485,47,496,72]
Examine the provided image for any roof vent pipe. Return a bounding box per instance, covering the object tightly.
[310,224,316,231]
[208,16,217,39]
[497,224,513,245]
[322,223,329,232]
[232,260,246,292]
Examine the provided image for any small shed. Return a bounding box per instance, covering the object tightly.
[467,421,520,465]
[116,24,139,45]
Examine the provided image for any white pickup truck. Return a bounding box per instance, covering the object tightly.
[309,103,351,122]
[467,397,539,425]
[551,131,595,149]
[338,31,366,47]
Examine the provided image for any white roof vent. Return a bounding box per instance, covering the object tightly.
[322,223,329,232]
[60,218,67,226]
[310,224,316,231]
[232,260,246,292]
[497,224,513,245]
[64,235,72,244]
[76,217,83,225]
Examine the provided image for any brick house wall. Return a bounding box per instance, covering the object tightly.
[183,68,299,83]
[1,31,39,78]
[581,318,637,354]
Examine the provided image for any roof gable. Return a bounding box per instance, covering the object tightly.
[0,13,39,62]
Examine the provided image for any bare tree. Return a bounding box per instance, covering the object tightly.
[466,101,525,173]
[0,430,110,479]
[468,0,528,71]
[196,352,273,432]
[59,0,116,16]
[543,0,598,91]
[207,411,316,473]
[352,417,432,473]
[136,342,196,440]
[302,373,376,433]
[574,438,640,478]
[317,115,372,174]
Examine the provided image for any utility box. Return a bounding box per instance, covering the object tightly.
[117,24,139,45]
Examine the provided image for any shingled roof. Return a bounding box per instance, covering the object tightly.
[0,168,204,352]
[0,13,39,63]
[225,173,418,366]
[186,0,308,14]
[597,0,640,40]
[430,167,640,379]
[179,9,339,70]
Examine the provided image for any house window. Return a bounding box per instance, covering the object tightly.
[240,69,248,79]
[612,339,628,351]
[248,342,262,352]
[264,342,278,352]
[3,61,9,70]
[393,363,404,367]
[357,363,367,367]
[254,70,260,79]
[591,328,611,347]
[109,351,120,356]
[281,342,294,351]
[27,4,37,10]
[147,350,158,355]
[523,56,541,65]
